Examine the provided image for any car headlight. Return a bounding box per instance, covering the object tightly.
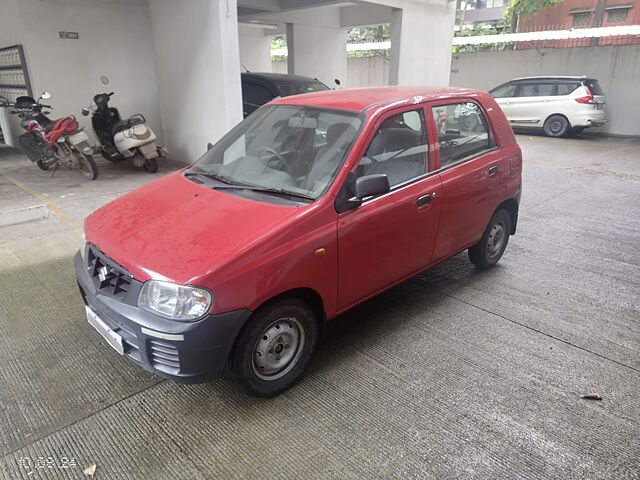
[138,280,212,321]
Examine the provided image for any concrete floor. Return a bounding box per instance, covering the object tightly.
[0,134,639,479]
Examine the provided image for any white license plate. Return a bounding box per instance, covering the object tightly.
[86,306,124,355]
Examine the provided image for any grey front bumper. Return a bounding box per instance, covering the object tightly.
[74,251,251,382]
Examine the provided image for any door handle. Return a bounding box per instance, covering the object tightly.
[488,165,499,177]
[417,193,433,207]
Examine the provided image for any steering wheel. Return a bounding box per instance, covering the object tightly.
[258,146,293,172]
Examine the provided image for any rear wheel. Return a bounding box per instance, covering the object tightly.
[230,299,318,397]
[469,209,511,269]
[77,153,99,180]
[143,157,158,173]
[36,160,49,171]
[543,115,570,137]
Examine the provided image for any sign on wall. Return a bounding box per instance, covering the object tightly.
[59,31,79,40]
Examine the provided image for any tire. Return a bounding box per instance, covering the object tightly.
[77,153,99,180]
[230,299,318,397]
[144,157,158,173]
[468,209,512,270]
[543,115,570,137]
[36,160,49,171]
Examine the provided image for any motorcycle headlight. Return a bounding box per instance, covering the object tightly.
[138,280,212,321]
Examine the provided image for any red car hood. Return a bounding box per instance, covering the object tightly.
[85,172,300,284]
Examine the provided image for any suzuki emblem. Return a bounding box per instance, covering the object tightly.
[98,266,109,282]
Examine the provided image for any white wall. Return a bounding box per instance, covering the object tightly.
[239,26,273,73]
[0,0,162,145]
[450,45,640,136]
[275,56,390,87]
[149,0,243,162]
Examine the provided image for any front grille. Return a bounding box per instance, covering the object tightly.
[87,244,133,298]
[149,339,180,374]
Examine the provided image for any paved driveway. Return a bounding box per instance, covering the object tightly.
[0,134,638,479]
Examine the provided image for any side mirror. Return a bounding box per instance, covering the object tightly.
[334,78,341,86]
[40,91,52,100]
[354,174,390,200]
[81,108,90,116]
[207,142,214,151]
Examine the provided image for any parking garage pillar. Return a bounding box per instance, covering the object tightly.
[149,0,243,162]
[389,2,456,86]
[239,25,273,73]
[286,22,347,88]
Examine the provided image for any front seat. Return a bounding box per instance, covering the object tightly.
[306,123,356,192]
[364,128,424,186]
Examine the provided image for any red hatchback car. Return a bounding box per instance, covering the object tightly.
[75,86,522,396]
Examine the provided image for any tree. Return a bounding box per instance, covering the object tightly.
[504,0,566,31]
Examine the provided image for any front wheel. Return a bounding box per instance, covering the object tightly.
[543,115,570,137]
[230,299,318,397]
[468,209,512,269]
[36,160,49,171]
[77,153,99,180]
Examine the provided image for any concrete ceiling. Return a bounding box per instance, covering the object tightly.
[237,0,394,30]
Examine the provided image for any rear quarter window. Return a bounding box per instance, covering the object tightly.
[556,83,580,96]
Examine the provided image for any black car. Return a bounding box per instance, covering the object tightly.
[241,72,330,117]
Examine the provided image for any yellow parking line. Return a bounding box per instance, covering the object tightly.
[1,173,83,232]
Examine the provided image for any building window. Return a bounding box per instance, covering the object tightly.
[571,11,592,26]
[607,7,630,22]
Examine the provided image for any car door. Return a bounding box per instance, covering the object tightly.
[337,106,442,311]
[508,82,554,127]
[428,100,507,262]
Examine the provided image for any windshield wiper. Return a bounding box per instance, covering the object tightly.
[183,170,233,185]
[213,185,314,202]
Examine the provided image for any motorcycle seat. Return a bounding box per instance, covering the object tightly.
[111,120,131,136]
[42,120,57,133]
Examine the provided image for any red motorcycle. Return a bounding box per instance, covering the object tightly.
[1,92,98,180]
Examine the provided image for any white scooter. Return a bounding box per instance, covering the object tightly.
[82,85,165,173]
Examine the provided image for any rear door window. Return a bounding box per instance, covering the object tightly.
[490,83,517,98]
[519,83,555,97]
[432,102,492,168]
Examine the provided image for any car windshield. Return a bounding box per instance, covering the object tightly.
[277,81,329,96]
[189,104,363,201]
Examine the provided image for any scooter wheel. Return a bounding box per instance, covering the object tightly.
[144,157,158,173]
[36,160,49,171]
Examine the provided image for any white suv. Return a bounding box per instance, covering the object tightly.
[489,76,607,137]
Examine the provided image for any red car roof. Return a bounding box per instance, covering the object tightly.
[270,85,481,112]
